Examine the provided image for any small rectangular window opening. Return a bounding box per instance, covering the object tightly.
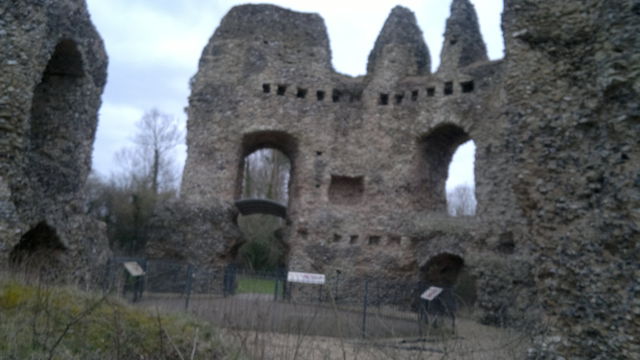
[368,236,381,245]
[389,236,401,245]
[379,93,389,105]
[395,93,404,105]
[296,88,308,98]
[411,90,419,101]
[316,90,325,101]
[426,87,435,97]
[350,235,359,244]
[262,83,271,93]
[444,82,453,95]
[461,80,474,93]
[333,234,342,243]
[332,89,342,103]
[277,84,287,96]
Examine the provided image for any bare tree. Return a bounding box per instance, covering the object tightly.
[447,185,476,216]
[131,109,183,195]
[242,148,290,203]
[85,109,183,255]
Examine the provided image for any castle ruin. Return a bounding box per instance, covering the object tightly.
[0,0,637,358]
[0,0,111,281]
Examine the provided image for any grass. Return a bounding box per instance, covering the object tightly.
[236,276,278,295]
[0,276,237,360]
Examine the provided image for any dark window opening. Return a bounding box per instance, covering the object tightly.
[316,90,325,101]
[395,93,404,105]
[296,88,307,98]
[328,175,364,205]
[411,90,419,101]
[332,89,342,103]
[426,87,435,97]
[379,93,389,105]
[262,83,271,93]
[461,81,475,93]
[444,82,453,95]
[389,235,401,245]
[333,234,342,243]
[316,151,323,156]
[368,236,381,245]
[350,235,359,244]
[277,84,287,96]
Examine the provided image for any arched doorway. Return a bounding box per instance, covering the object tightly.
[233,131,297,272]
[10,222,67,278]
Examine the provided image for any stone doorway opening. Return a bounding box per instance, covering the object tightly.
[234,133,296,272]
[9,222,67,277]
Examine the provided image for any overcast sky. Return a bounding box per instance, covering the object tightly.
[85,0,504,190]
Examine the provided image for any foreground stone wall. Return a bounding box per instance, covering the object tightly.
[502,0,639,357]
[0,0,111,282]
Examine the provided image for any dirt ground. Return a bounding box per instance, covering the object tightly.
[221,318,531,360]
[138,293,531,359]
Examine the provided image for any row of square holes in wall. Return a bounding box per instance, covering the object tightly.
[331,234,403,246]
[262,83,361,103]
[261,80,474,105]
[378,80,475,105]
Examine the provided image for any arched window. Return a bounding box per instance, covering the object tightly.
[446,140,477,216]
[416,124,476,215]
[28,39,86,196]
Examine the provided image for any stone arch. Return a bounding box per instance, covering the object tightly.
[27,39,88,197]
[9,222,67,276]
[235,130,299,208]
[415,123,474,212]
[420,252,464,287]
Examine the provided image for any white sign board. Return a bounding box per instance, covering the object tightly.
[420,286,443,301]
[287,271,325,285]
[123,262,145,277]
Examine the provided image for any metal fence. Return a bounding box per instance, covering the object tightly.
[104,257,459,339]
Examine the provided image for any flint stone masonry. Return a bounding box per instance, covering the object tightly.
[149,1,638,358]
[0,0,111,281]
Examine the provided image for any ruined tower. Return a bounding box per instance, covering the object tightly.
[0,0,111,281]
[154,0,639,358]
[176,0,520,315]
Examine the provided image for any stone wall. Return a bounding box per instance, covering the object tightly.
[0,0,111,282]
[502,0,639,357]
[152,0,638,358]
[175,0,531,322]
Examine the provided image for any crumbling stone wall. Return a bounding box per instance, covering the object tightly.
[156,0,638,358]
[502,0,639,358]
[0,0,111,282]
[176,0,527,317]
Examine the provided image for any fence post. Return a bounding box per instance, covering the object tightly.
[184,264,194,311]
[362,279,369,338]
[334,270,341,302]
